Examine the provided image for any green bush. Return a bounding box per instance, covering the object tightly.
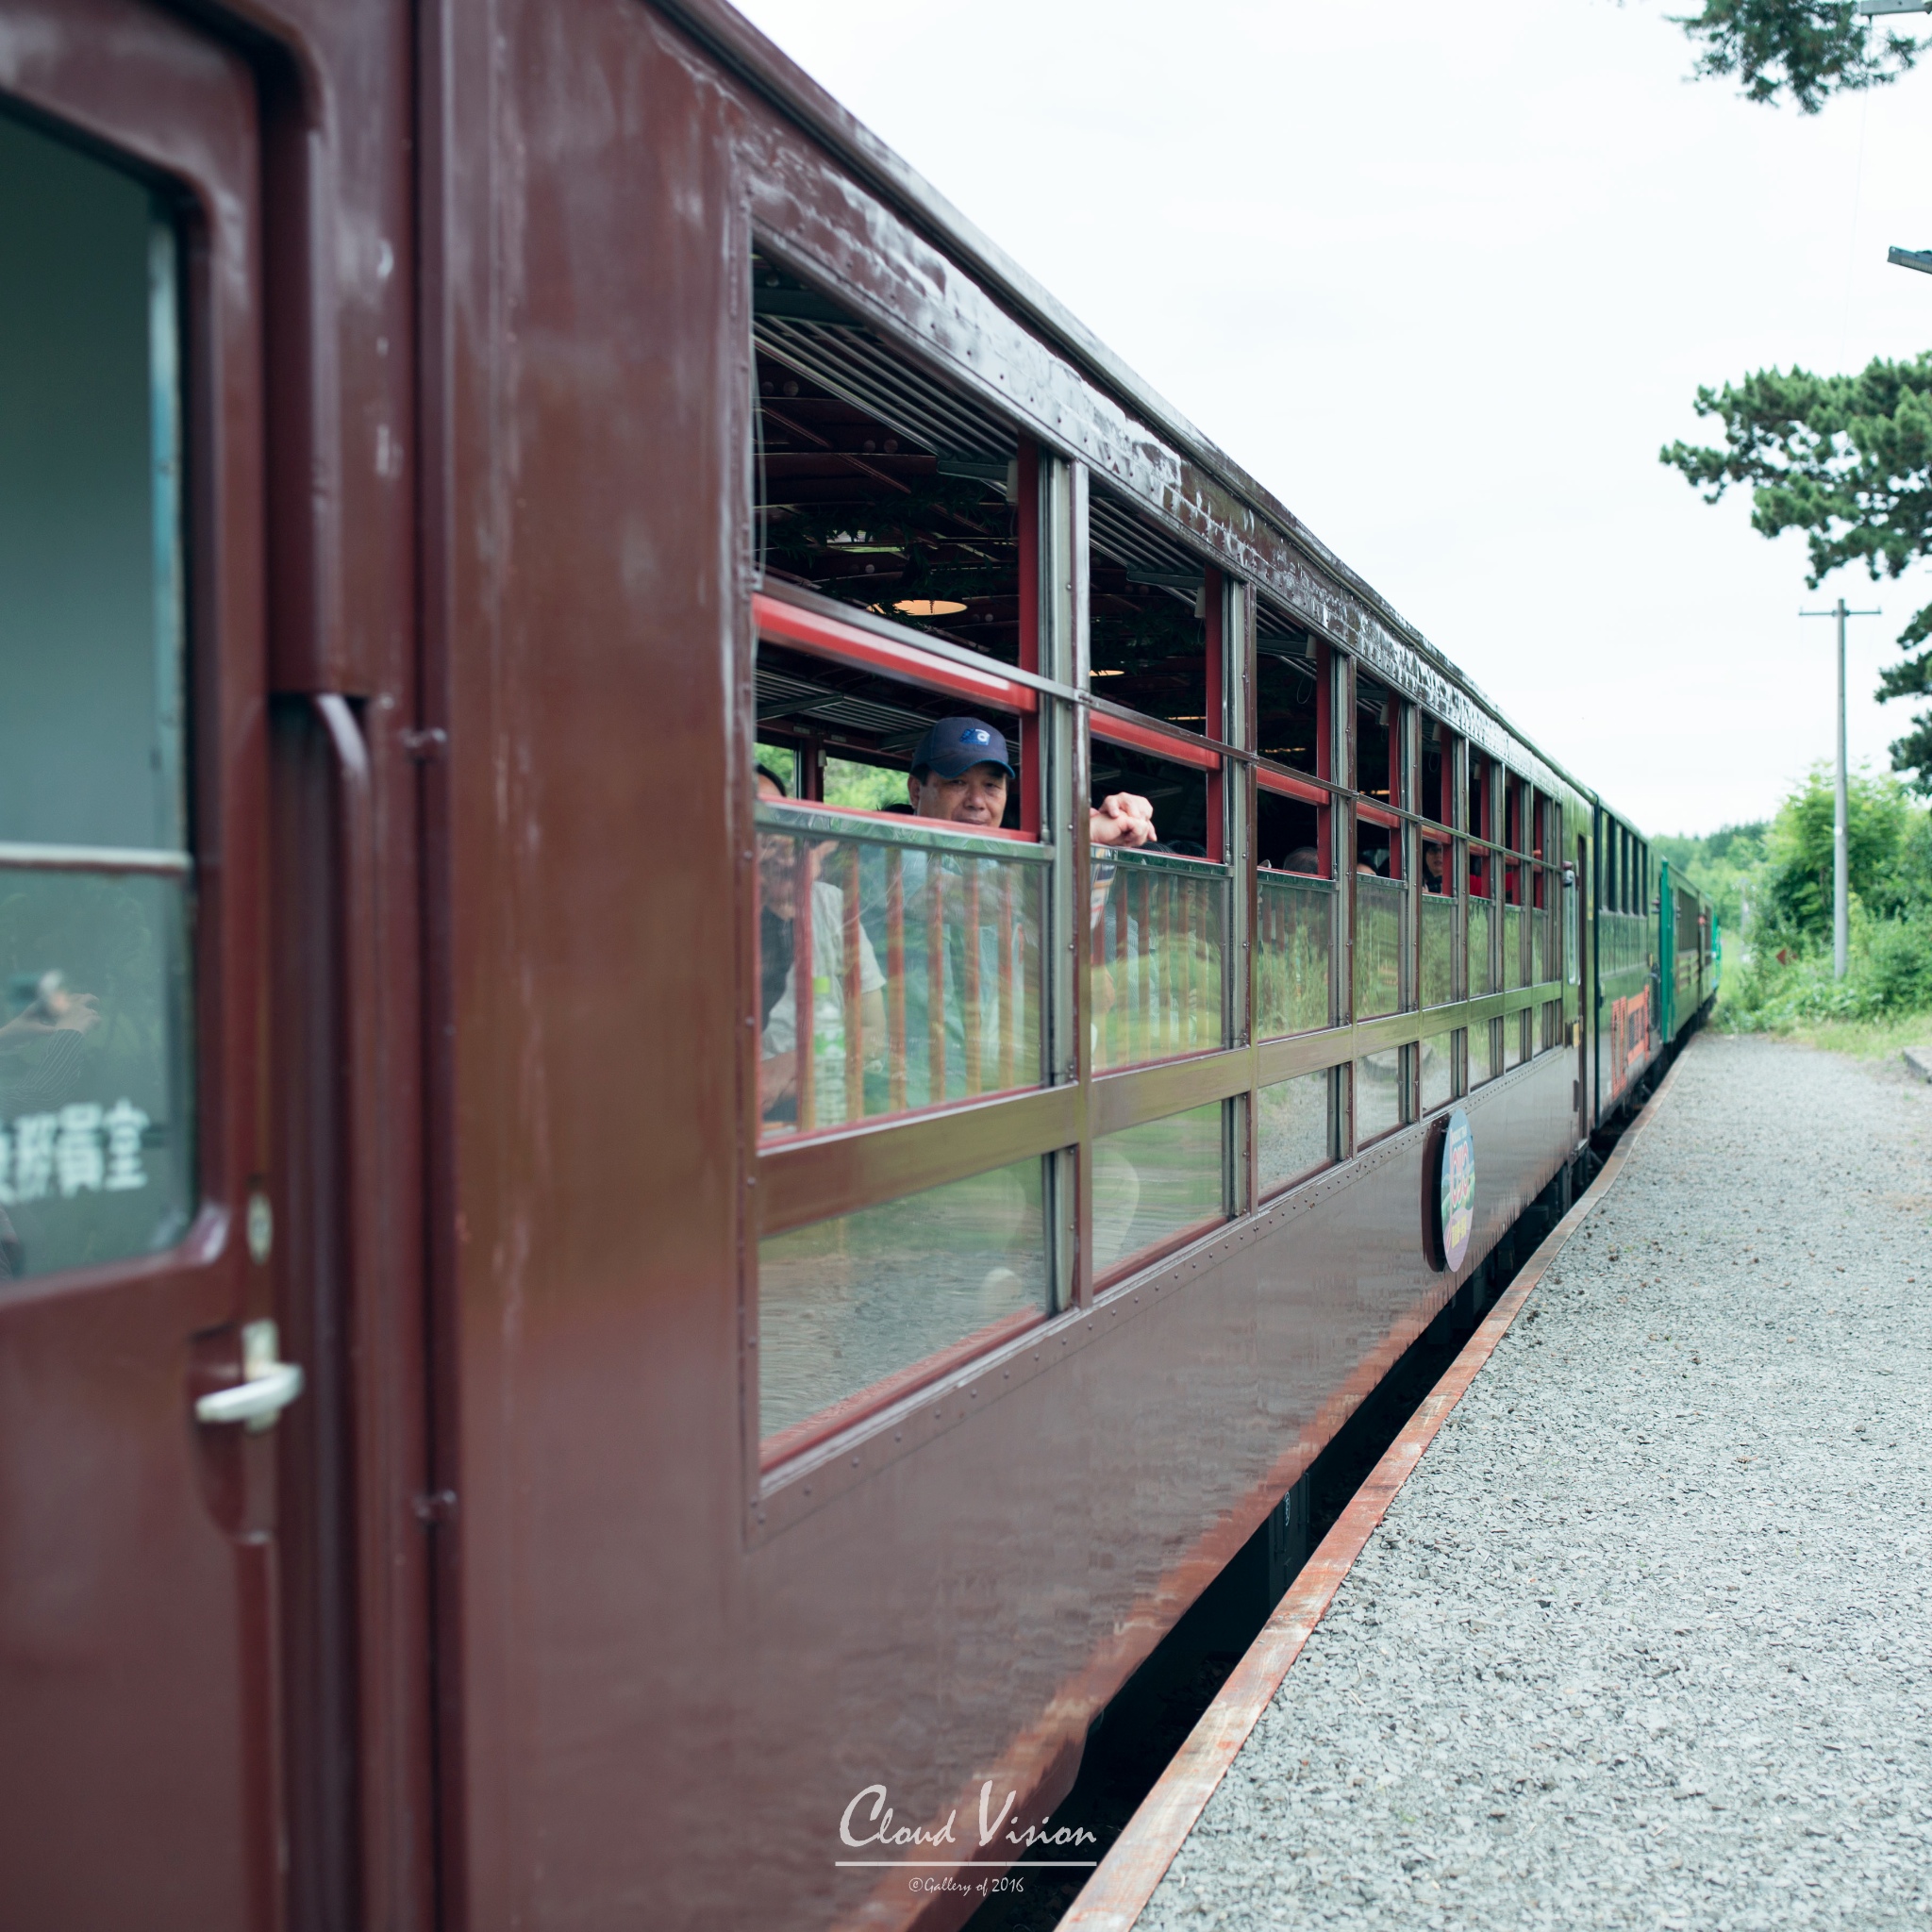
[1721,908,1932,1029]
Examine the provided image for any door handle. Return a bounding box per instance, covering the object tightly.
[194,1319,305,1432]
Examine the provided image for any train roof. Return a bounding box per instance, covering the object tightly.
[663,0,1619,823]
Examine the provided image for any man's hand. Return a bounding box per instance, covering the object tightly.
[759,1048,798,1111]
[1091,792,1156,849]
[0,987,102,1050]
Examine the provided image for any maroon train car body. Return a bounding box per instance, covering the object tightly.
[0,5,1705,1929]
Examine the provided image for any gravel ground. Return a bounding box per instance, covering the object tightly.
[1141,1033,1932,1929]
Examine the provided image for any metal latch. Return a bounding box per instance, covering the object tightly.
[194,1319,305,1433]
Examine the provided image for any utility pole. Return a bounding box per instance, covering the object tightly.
[1800,599,1881,978]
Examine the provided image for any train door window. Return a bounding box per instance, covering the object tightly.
[1256,1069,1335,1196]
[1091,1099,1227,1287]
[1256,772,1333,1039]
[1089,488,1214,732]
[0,111,193,1278]
[754,253,1024,667]
[1090,730,1225,1072]
[758,1153,1051,1460]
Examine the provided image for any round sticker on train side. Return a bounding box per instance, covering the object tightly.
[1438,1108,1474,1272]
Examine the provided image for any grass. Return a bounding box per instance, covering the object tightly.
[1716,978,1932,1061]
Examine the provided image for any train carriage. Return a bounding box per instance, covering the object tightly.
[0,3,1715,1929]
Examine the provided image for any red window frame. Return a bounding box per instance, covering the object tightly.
[754,590,1043,841]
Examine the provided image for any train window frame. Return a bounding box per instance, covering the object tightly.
[743,319,1091,1464]
[742,268,1607,1503]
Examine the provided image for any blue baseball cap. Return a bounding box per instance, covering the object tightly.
[910,716,1014,779]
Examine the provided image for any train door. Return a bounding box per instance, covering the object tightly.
[0,13,291,1927]
[1572,835,1587,1135]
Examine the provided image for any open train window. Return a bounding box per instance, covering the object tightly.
[753,252,1024,666]
[753,637,1026,824]
[1355,672,1399,808]
[1420,717,1452,826]
[1257,784,1324,876]
[1089,487,1213,733]
[1257,611,1324,775]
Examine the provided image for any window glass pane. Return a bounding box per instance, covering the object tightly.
[0,114,193,1283]
[1472,1018,1500,1088]
[1256,874,1332,1039]
[1507,1009,1530,1070]
[1356,1046,1405,1144]
[1420,1028,1456,1115]
[1092,1101,1224,1283]
[1420,891,1455,1008]
[1257,1071,1333,1196]
[1091,851,1224,1072]
[1503,903,1525,991]
[0,870,193,1276]
[1354,874,1404,1019]
[0,114,183,854]
[1532,877,1549,983]
[1467,892,1492,999]
[756,805,1044,1138]
[758,1157,1048,1451]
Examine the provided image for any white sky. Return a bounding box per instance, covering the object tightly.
[732,0,1932,836]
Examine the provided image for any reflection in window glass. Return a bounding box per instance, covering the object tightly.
[1257,1071,1333,1195]
[0,113,193,1283]
[1467,894,1492,1000]
[1092,1101,1224,1283]
[0,114,184,854]
[1420,1029,1456,1115]
[1471,1019,1499,1088]
[1256,874,1332,1038]
[1421,891,1455,1008]
[0,871,193,1277]
[1355,874,1404,1019]
[758,1157,1048,1451]
[1091,851,1224,1072]
[1356,1046,1405,1144]
[1504,904,1525,991]
[1507,1009,1530,1070]
[756,805,1044,1138]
